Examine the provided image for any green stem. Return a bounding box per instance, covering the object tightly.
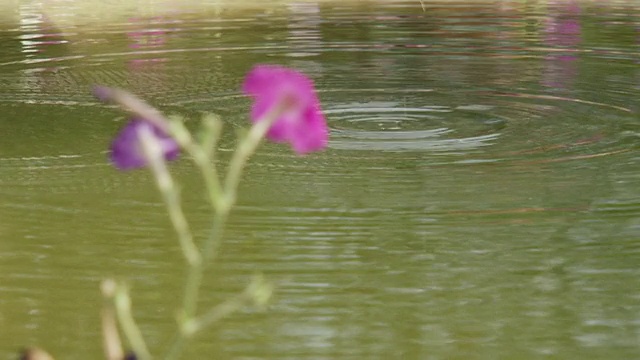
[202,104,283,271]
[113,282,152,360]
[184,274,273,336]
[94,86,171,133]
[165,202,229,360]
[164,106,283,359]
[222,109,279,200]
[167,118,223,208]
[101,280,124,360]
[183,290,251,336]
[140,127,201,267]
[164,332,186,360]
[175,106,280,336]
[199,113,224,159]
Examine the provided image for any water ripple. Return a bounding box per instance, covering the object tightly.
[1,2,639,359]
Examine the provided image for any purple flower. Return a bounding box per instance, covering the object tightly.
[242,65,328,154]
[110,118,180,170]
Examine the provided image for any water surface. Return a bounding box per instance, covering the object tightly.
[1,1,639,359]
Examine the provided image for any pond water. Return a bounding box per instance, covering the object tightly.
[1,0,639,358]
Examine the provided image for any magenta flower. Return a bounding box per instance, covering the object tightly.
[110,118,180,170]
[242,65,328,154]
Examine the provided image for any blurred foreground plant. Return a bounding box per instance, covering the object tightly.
[91,64,328,360]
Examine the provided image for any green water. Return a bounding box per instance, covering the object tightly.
[1,1,639,359]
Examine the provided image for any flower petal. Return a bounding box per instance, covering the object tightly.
[242,64,329,154]
[110,118,180,170]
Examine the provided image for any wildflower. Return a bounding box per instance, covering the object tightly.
[242,65,328,154]
[92,85,180,170]
[110,118,180,170]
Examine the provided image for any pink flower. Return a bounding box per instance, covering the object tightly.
[242,65,328,154]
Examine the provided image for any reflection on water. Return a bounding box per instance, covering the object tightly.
[1,1,639,359]
[542,0,581,89]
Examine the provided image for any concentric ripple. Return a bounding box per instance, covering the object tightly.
[323,89,502,152]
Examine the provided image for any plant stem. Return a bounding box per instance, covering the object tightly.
[167,117,223,207]
[200,114,223,158]
[183,288,252,336]
[164,333,186,360]
[222,108,279,201]
[101,280,124,360]
[164,106,283,359]
[113,282,152,360]
[184,274,273,336]
[93,86,171,133]
[139,127,201,267]
[164,200,229,360]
